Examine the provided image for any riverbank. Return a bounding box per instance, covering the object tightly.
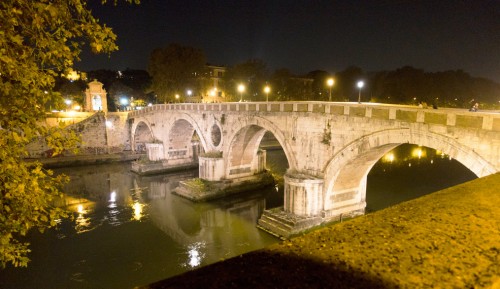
[24,152,144,168]
[139,173,500,289]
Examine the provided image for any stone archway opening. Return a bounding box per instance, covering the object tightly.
[227,126,290,209]
[133,121,154,152]
[169,119,204,163]
[259,131,289,209]
[323,128,491,223]
[366,144,477,212]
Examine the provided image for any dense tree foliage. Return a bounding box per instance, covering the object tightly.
[223,59,269,101]
[0,0,138,267]
[54,78,86,110]
[148,43,207,103]
[368,67,500,108]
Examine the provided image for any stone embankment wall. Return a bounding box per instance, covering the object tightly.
[27,112,130,157]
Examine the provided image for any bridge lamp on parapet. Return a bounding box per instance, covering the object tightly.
[175,94,180,103]
[238,84,245,102]
[357,81,364,104]
[264,85,271,102]
[327,78,334,102]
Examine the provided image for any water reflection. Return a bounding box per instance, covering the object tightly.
[0,145,476,289]
[0,163,278,289]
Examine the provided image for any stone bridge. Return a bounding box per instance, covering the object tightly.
[128,102,500,237]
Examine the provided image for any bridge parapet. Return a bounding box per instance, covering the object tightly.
[130,102,500,132]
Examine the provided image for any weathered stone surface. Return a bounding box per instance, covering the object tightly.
[173,172,275,202]
[129,102,500,236]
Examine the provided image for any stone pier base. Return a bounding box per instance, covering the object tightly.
[173,172,275,202]
[257,207,323,239]
[258,206,366,239]
[131,160,198,175]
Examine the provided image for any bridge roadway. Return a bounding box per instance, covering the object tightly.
[128,101,500,237]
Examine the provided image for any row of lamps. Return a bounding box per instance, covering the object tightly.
[177,79,364,103]
[326,78,365,103]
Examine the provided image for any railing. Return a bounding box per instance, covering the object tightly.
[128,102,500,132]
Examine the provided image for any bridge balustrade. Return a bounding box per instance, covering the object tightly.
[130,102,499,132]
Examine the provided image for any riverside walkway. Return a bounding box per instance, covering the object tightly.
[139,173,500,289]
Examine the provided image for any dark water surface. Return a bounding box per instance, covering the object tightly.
[0,145,476,289]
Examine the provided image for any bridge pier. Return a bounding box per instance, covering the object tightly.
[130,142,199,175]
[258,173,367,238]
[258,172,325,238]
[174,150,274,202]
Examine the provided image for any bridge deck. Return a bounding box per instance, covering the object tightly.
[130,102,500,132]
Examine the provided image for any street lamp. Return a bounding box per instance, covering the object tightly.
[64,99,72,111]
[357,81,364,104]
[175,94,180,103]
[238,84,245,102]
[327,78,334,102]
[264,85,270,102]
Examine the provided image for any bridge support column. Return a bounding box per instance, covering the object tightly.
[131,143,199,175]
[258,172,324,238]
[145,143,164,161]
[199,156,225,181]
[284,173,324,216]
[175,150,274,202]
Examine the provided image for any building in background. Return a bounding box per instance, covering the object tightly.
[201,65,226,103]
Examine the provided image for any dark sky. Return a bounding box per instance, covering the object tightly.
[76,0,500,82]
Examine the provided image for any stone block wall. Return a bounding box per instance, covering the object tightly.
[26,112,130,157]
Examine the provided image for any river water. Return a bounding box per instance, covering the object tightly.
[0,144,476,289]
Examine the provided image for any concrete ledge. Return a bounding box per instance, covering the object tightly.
[130,160,198,175]
[173,172,275,202]
[25,152,144,168]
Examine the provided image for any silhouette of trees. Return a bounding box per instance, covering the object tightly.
[223,59,269,102]
[368,67,499,107]
[148,43,207,103]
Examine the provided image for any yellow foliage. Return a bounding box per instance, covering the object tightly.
[0,0,138,268]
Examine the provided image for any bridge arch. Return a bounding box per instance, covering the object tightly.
[165,113,212,154]
[224,116,296,178]
[323,128,494,212]
[131,120,155,152]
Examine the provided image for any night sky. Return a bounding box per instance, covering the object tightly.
[76,0,500,82]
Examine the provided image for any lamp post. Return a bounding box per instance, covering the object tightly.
[327,78,334,102]
[264,85,270,102]
[175,94,180,103]
[357,81,364,104]
[64,99,72,111]
[238,84,245,102]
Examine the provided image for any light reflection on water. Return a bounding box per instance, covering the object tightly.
[183,242,206,268]
[0,163,280,289]
[0,145,476,289]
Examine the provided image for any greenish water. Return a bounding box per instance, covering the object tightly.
[0,145,476,289]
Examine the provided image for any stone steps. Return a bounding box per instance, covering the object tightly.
[257,207,323,239]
